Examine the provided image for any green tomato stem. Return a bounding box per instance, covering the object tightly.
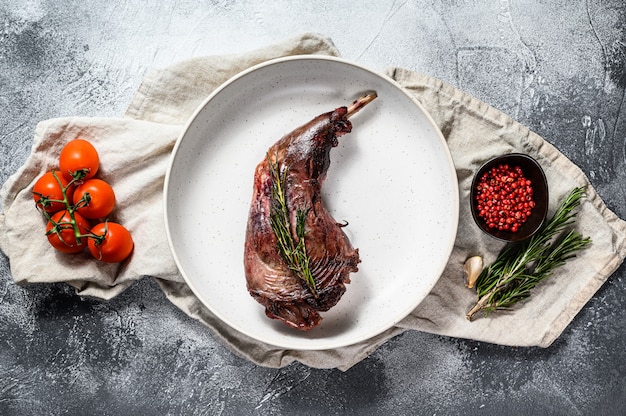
[50,170,89,245]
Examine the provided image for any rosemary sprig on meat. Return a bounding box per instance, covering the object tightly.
[466,187,591,320]
[267,153,317,297]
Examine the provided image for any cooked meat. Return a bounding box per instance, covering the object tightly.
[244,93,377,330]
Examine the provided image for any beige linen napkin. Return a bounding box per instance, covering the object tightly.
[1,33,625,370]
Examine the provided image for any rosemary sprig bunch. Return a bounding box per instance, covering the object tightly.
[267,153,317,297]
[466,187,591,320]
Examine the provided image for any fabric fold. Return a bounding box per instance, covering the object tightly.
[125,32,340,124]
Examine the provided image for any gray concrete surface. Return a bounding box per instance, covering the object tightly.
[1,1,625,415]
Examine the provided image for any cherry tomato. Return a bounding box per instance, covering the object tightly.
[59,139,100,181]
[72,179,116,219]
[87,222,133,263]
[33,170,74,214]
[46,210,91,253]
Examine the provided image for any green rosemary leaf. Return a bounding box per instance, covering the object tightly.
[467,187,591,320]
[267,153,317,297]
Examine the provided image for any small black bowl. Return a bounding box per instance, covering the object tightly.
[470,153,549,242]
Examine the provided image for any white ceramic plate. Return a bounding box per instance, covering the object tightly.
[164,56,458,350]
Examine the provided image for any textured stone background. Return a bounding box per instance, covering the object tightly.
[1,1,625,415]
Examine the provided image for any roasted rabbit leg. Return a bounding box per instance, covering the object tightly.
[244,93,377,330]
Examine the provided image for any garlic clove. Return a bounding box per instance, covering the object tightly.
[464,255,483,289]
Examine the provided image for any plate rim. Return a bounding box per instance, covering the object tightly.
[163,54,459,350]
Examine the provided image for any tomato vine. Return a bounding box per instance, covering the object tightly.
[33,139,133,263]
